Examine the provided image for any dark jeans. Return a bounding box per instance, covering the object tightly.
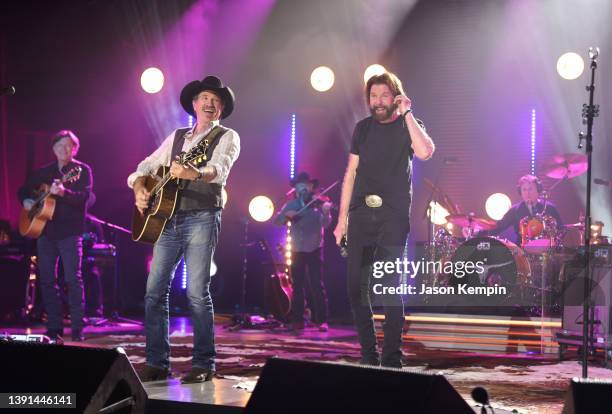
[83,258,104,317]
[347,205,409,365]
[145,209,220,371]
[37,235,85,333]
[291,248,328,325]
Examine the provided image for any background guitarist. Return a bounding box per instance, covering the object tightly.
[17,130,93,343]
[127,75,240,383]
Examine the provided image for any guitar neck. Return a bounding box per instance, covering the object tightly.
[152,171,175,195]
[151,140,210,195]
[32,189,52,205]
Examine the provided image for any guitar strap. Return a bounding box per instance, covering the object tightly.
[201,125,229,159]
[171,125,229,163]
[172,125,229,189]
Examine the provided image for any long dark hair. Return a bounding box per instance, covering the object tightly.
[365,72,405,104]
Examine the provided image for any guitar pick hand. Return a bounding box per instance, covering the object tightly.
[134,187,151,214]
[50,179,65,197]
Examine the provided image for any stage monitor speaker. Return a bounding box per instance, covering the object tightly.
[0,254,30,318]
[562,265,612,340]
[244,358,473,413]
[0,341,146,413]
[562,377,612,413]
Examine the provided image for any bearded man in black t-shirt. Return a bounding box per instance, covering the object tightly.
[334,72,435,367]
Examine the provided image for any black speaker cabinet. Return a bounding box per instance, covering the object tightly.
[0,341,146,413]
[0,254,30,318]
[560,265,612,347]
[245,358,473,413]
[562,377,612,413]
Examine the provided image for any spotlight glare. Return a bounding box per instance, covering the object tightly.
[310,66,335,92]
[363,64,387,84]
[485,193,512,220]
[140,67,165,93]
[428,201,449,225]
[210,259,217,277]
[248,196,275,222]
[556,52,584,80]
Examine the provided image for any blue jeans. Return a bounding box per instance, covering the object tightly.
[37,235,85,333]
[145,209,221,371]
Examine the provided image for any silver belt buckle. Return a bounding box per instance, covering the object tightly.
[365,195,383,208]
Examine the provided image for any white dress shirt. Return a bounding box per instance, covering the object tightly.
[127,121,240,188]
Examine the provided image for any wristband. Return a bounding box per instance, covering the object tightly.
[402,108,412,117]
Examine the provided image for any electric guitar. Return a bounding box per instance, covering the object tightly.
[131,137,211,244]
[19,166,82,238]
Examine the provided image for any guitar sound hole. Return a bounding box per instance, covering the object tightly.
[148,194,160,211]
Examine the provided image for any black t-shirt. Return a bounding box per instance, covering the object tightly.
[17,160,93,240]
[349,115,415,212]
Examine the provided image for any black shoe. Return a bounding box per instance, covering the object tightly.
[359,354,380,366]
[139,365,171,382]
[44,330,64,344]
[71,330,84,342]
[181,367,214,384]
[381,360,403,369]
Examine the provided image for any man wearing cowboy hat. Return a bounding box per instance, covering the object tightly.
[274,172,332,332]
[127,75,240,383]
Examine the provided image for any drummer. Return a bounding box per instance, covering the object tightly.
[480,174,563,245]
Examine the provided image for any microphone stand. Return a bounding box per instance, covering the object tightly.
[86,214,141,326]
[578,47,600,378]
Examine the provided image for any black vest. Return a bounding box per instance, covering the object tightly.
[171,127,227,211]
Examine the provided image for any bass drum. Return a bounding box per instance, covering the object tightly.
[446,237,531,304]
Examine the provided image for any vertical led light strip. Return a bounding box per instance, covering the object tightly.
[188,115,194,129]
[530,109,536,175]
[181,260,187,289]
[290,113,296,179]
[285,113,297,273]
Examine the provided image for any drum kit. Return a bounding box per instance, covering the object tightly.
[424,153,609,313]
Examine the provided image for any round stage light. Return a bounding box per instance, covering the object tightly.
[428,201,450,225]
[556,52,584,80]
[363,64,387,84]
[310,66,335,92]
[485,193,512,220]
[140,67,165,93]
[248,195,275,222]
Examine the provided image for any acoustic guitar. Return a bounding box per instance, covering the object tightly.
[19,166,82,238]
[260,240,293,320]
[131,137,211,244]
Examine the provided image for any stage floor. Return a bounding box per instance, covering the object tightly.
[2,314,612,413]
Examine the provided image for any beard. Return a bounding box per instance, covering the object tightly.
[370,103,397,121]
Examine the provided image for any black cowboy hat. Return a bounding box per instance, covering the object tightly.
[290,172,319,189]
[180,75,235,119]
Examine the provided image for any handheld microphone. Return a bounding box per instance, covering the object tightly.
[1,86,15,96]
[339,236,348,258]
[471,386,490,414]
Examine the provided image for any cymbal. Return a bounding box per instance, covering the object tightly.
[564,222,584,229]
[446,214,496,231]
[542,153,587,179]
